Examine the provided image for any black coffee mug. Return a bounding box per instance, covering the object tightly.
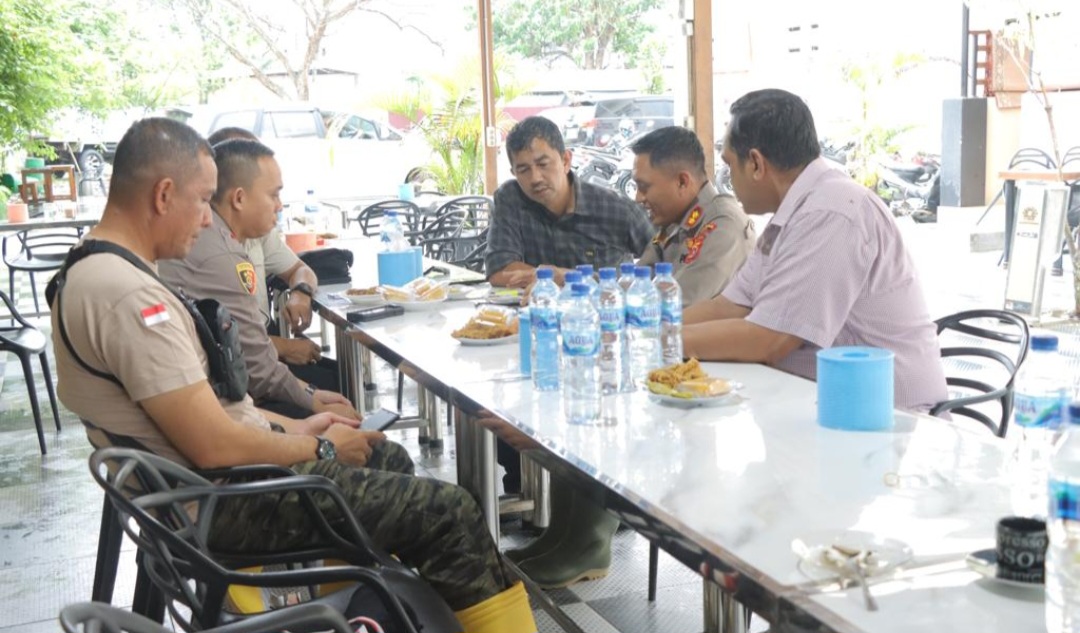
[996,516,1048,583]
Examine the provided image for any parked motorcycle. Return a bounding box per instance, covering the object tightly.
[877,153,940,221]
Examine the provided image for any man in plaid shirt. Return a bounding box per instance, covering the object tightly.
[486,116,653,288]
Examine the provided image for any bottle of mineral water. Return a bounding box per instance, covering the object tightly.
[530,268,561,391]
[1047,401,1080,633]
[597,267,630,394]
[653,262,683,366]
[575,264,600,304]
[558,270,583,322]
[625,265,660,388]
[618,262,636,293]
[561,284,601,425]
[1011,334,1070,518]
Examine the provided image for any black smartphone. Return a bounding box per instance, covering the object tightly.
[361,408,401,432]
[347,304,404,323]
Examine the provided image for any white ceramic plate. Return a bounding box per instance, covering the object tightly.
[448,285,484,301]
[965,549,1045,589]
[345,291,385,306]
[399,296,448,312]
[792,531,913,581]
[647,383,743,408]
[454,334,520,346]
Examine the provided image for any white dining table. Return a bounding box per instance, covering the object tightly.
[313,241,1044,633]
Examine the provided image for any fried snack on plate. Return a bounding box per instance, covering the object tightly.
[452,308,519,339]
[675,377,732,397]
[647,358,707,387]
[345,286,381,296]
[381,285,412,302]
[406,277,448,301]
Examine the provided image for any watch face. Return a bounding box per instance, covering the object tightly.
[317,437,336,460]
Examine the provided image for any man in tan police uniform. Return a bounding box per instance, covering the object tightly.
[49,118,536,631]
[159,139,358,420]
[632,126,756,306]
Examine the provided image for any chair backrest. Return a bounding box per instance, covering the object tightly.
[2,228,82,265]
[930,309,1030,437]
[60,601,354,633]
[353,200,421,237]
[432,196,492,234]
[1008,147,1057,171]
[88,448,452,633]
[416,210,469,262]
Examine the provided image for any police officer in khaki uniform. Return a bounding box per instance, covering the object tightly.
[51,118,537,633]
[632,126,757,306]
[159,139,358,420]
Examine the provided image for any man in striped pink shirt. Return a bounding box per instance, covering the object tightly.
[683,89,947,411]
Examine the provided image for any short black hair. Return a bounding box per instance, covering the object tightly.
[726,89,820,171]
[505,116,565,164]
[630,126,707,179]
[110,118,212,197]
[208,126,258,146]
[211,139,276,206]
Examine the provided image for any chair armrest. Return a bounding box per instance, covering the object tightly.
[0,290,33,328]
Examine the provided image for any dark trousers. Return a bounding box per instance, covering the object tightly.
[497,439,521,494]
[208,441,514,610]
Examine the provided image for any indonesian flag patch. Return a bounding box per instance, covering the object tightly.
[140,303,170,327]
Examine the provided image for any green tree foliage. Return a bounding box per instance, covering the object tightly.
[488,0,662,69]
[0,0,83,157]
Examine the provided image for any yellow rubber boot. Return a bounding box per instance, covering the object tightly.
[454,582,537,633]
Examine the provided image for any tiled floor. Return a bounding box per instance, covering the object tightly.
[4,216,1080,632]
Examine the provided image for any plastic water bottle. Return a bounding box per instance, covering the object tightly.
[654,262,683,366]
[1011,334,1070,518]
[380,211,407,252]
[597,267,631,395]
[576,264,600,303]
[558,271,583,321]
[618,262,636,293]
[625,265,660,388]
[561,283,601,424]
[530,268,561,392]
[1046,401,1080,633]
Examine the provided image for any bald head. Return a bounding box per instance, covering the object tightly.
[109,118,213,206]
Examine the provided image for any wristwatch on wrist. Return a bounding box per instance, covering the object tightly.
[290,282,315,298]
[305,382,318,397]
[314,436,337,461]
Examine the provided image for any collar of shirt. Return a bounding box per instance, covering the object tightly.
[771,157,834,228]
[656,181,724,247]
[211,211,245,248]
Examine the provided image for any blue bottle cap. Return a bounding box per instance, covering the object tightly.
[1032,334,1059,352]
[634,265,651,278]
[571,283,589,296]
[599,267,616,280]
[655,262,673,275]
[536,268,554,280]
[1069,401,1080,424]
[576,264,594,276]
[620,262,636,274]
[564,271,583,284]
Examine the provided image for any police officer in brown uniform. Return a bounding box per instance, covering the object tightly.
[159,139,357,420]
[632,126,756,306]
[50,118,536,633]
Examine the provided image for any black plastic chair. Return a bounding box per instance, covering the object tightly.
[60,601,353,633]
[429,195,492,235]
[415,210,468,262]
[3,228,81,313]
[0,289,60,454]
[1052,147,1080,274]
[929,309,1030,437]
[350,200,421,240]
[89,447,461,633]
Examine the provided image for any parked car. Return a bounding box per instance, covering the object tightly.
[30,108,145,177]
[537,103,598,145]
[167,103,431,203]
[591,95,674,147]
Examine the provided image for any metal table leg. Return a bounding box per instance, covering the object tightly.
[423,387,443,449]
[335,326,357,407]
[453,407,498,542]
[704,579,749,633]
[520,455,550,529]
[358,345,377,414]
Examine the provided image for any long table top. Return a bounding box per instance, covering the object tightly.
[315,242,1043,633]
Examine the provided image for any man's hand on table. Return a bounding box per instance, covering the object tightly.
[284,291,314,334]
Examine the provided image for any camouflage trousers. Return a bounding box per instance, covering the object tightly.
[207,440,514,610]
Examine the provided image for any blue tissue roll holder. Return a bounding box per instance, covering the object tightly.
[816,346,895,431]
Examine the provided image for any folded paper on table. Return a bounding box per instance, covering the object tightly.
[816,346,894,431]
[377,247,422,287]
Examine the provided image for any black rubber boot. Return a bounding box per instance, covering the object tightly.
[516,488,619,589]
[504,477,573,564]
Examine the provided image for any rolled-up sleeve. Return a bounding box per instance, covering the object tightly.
[485,185,525,276]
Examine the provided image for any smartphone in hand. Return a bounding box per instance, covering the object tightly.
[361,408,401,432]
